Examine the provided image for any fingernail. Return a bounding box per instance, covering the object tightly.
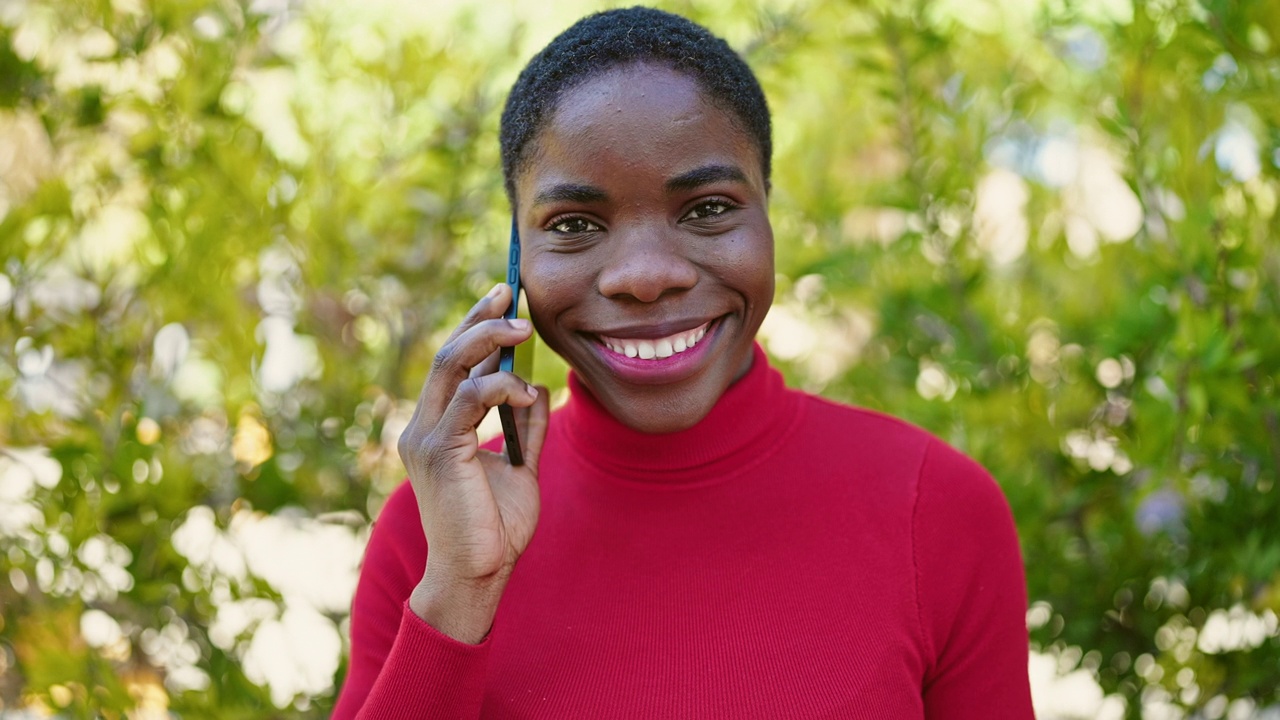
[486,283,504,299]
[508,319,531,331]
[526,383,537,398]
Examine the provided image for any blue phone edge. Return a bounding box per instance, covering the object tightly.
[498,215,524,465]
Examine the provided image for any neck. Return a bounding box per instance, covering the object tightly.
[557,343,803,486]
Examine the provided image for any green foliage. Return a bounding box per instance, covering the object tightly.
[1,0,1277,717]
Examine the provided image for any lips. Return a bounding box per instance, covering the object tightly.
[583,317,724,385]
[597,322,710,360]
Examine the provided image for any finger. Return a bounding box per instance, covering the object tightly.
[442,283,513,347]
[403,284,511,435]
[514,384,551,469]
[468,348,501,381]
[414,317,534,430]
[431,372,539,459]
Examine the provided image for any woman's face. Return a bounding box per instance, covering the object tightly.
[514,63,774,434]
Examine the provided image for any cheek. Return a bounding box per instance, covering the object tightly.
[713,226,775,300]
[522,252,593,321]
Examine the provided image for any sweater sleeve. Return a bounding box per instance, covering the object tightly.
[331,481,491,719]
[914,440,1034,719]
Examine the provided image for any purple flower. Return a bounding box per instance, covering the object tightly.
[1135,489,1185,536]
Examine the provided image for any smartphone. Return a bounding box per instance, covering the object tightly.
[498,215,524,466]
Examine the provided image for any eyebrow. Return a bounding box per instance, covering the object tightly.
[529,164,749,209]
[532,183,609,208]
[665,164,749,193]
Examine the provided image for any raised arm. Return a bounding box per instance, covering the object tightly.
[332,283,549,719]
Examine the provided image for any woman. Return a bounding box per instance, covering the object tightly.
[334,8,1033,718]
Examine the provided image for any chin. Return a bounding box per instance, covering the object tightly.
[605,390,719,434]
[614,415,686,435]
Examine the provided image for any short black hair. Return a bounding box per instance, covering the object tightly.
[499,7,772,203]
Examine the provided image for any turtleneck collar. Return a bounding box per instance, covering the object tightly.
[555,343,804,486]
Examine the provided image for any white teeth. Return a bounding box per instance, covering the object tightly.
[599,322,712,361]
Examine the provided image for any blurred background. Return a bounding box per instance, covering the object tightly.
[1,0,1278,717]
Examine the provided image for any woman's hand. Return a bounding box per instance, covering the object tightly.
[397,283,550,644]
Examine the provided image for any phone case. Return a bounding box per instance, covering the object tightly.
[498,216,524,465]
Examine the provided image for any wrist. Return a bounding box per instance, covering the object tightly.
[408,572,504,645]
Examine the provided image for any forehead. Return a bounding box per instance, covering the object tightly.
[518,64,763,197]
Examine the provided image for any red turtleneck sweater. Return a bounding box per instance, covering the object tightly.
[333,346,1033,718]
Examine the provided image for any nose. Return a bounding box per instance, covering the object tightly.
[596,225,698,303]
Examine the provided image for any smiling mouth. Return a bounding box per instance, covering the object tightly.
[597,321,711,360]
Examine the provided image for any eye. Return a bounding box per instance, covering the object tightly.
[682,199,736,221]
[548,216,601,234]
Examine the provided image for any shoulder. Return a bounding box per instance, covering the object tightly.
[790,390,940,480]
[799,391,934,448]
[795,391,1001,489]
[904,419,1023,658]
[786,390,1017,541]
[882,419,1027,705]
[777,390,1002,529]
[913,436,1014,537]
